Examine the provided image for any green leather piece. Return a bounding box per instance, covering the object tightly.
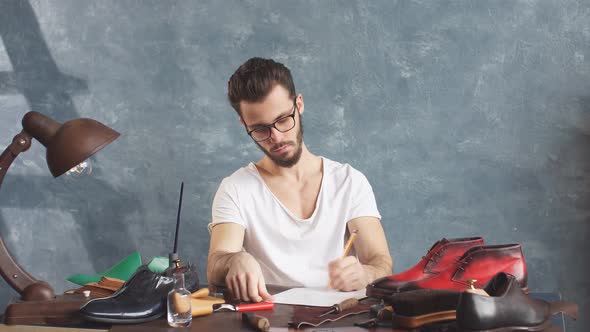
[66,251,142,285]
[147,256,169,273]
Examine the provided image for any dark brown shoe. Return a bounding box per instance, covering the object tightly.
[386,289,460,328]
[380,271,496,329]
[456,272,577,331]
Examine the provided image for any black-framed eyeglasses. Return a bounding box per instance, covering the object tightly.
[246,98,297,142]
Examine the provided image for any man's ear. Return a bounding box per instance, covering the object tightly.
[296,94,304,115]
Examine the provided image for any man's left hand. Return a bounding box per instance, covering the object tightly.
[328,256,369,291]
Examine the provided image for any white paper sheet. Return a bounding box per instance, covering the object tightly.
[271,287,367,307]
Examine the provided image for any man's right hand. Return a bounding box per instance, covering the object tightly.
[225,252,274,302]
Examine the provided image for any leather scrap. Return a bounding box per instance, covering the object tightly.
[66,251,142,286]
[66,276,125,298]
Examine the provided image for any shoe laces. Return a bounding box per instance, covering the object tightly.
[423,250,443,263]
[453,258,470,271]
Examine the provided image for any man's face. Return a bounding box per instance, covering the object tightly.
[240,85,304,168]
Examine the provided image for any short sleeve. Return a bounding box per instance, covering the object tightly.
[347,170,381,222]
[208,178,246,233]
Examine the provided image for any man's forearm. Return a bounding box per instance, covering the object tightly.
[361,254,393,283]
[207,251,245,285]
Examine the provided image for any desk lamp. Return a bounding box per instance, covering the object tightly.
[0,111,119,323]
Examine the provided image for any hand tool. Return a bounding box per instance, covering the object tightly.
[192,301,274,317]
[190,287,225,299]
[318,298,359,317]
[214,302,274,312]
[242,312,270,332]
[369,303,393,320]
[191,288,210,298]
[190,296,225,317]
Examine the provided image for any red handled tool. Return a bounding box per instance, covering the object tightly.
[213,302,274,312]
[192,301,274,317]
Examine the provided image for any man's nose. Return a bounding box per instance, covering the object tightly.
[269,127,284,143]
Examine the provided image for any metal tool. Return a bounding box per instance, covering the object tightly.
[242,312,270,332]
[369,303,393,320]
[169,181,184,269]
[213,302,274,312]
[191,301,274,317]
[318,298,359,317]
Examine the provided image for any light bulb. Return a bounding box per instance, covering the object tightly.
[65,160,93,177]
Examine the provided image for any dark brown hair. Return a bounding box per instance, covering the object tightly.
[227,57,296,115]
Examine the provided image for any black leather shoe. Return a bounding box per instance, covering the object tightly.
[79,264,199,324]
[457,272,577,331]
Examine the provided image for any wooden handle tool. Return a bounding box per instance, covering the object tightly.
[191,303,214,317]
[242,312,270,332]
[190,296,225,317]
[191,287,210,298]
[318,298,359,317]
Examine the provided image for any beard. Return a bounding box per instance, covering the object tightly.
[255,120,304,168]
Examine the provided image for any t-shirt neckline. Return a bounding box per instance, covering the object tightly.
[248,157,326,223]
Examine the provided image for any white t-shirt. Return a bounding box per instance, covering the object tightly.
[208,157,381,287]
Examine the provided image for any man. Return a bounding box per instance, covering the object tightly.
[207,57,392,302]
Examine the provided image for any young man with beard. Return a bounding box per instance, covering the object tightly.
[207,58,392,302]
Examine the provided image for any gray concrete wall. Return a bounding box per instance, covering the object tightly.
[0,1,588,330]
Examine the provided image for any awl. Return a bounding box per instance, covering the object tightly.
[318,298,359,317]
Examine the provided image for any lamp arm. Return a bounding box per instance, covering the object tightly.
[0,131,32,189]
[0,131,54,300]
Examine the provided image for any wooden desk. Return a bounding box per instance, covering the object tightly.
[110,301,399,332]
[0,301,399,332]
[0,291,565,332]
[1,284,397,332]
[0,325,107,332]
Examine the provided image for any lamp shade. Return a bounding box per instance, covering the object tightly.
[22,111,120,177]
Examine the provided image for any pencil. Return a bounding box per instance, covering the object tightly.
[328,230,359,289]
[342,230,358,257]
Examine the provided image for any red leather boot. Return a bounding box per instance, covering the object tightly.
[366,237,484,298]
[398,244,528,292]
